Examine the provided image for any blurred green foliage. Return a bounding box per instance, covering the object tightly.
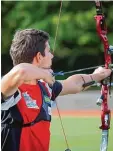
[1,1,113,74]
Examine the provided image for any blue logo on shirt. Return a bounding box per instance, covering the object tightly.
[22,92,39,109]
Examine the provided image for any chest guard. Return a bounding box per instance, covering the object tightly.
[35,81,52,122]
[18,81,52,126]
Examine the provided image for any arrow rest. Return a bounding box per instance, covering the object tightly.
[108,45,113,54]
[96,95,104,106]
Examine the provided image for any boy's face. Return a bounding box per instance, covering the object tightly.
[36,41,54,69]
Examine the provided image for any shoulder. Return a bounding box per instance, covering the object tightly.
[38,80,62,100]
[51,81,63,100]
[1,90,21,110]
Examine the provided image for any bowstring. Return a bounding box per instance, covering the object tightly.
[53,0,63,53]
[53,0,70,149]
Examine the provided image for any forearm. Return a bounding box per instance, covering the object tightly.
[60,71,110,95]
[68,72,109,92]
[18,63,47,81]
[1,63,46,98]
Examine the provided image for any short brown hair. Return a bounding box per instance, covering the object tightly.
[10,29,49,65]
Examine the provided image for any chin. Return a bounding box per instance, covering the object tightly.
[42,62,52,69]
[47,64,52,69]
[42,66,51,69]
[48,66,52,69]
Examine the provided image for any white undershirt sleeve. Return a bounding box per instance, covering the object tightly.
[1,90,21,110]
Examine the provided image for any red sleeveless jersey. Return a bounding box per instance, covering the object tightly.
[1,81,62,151]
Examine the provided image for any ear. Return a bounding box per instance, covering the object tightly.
[33,52,43,65]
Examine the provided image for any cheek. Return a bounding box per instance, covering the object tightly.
[45,57,50,63]
[45,51,52,57]
[44,53,50,61]
[41,52,51,65]
[41,57,48,65]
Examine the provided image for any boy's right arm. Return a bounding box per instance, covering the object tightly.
[1,63,54,99]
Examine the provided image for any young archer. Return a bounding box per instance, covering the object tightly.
[1,29,111,151]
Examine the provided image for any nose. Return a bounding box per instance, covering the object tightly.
[51,52,54,59]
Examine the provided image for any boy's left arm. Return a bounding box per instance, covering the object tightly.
[58,74,89,95]
[59,67,111,96]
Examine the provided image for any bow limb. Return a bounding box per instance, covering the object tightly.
[94,1,112,151]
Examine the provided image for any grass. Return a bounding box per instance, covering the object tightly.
[50,117,113,151]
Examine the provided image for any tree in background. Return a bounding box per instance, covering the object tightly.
[1,1,113,75]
